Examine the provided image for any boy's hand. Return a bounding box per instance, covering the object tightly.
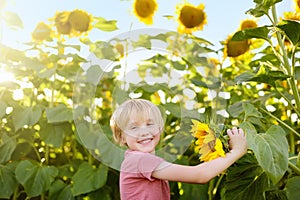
[227,127,248,158]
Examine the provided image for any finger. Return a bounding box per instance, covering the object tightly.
[227,129,232,135]
[238,128,245,136]
[231,127,238,134]
[227,129,236,136]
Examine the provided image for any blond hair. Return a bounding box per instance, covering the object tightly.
[110,99,164,145]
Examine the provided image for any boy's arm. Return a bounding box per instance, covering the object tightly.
[152,127,247,184]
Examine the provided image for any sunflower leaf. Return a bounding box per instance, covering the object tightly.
[240,122,289,184]
[93,17,118,32]
[231,26,270,41]
[246,0,282,17]
[223,153,269,200]
[2,11,23,29]
[277,20,300,46]
[71,162,108,196]
[285,176,300,200]
[0,164,18,198]
[15,160,58,198]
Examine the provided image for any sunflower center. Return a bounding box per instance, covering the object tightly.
[179,5,204,28]
[227,39,250,57]
[135,0,156,18]
[69,10,90,32]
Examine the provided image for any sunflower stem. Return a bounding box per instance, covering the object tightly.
[258,107,300,138]
[274,82,300,117]
[271,6,300,110]
[288,161,300,176]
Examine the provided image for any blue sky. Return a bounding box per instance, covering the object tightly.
[1,0,293,49]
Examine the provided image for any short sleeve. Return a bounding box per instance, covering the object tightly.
[137,153,165,181]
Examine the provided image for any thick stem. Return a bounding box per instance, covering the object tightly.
[271,6,300,110]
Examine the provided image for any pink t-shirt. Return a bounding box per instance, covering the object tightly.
[120,150,170,200]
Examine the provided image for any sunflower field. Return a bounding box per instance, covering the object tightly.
[0,0,300,199]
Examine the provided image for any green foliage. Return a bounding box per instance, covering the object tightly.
[224,154,269,200]
[0,0,299,199]
[15,160,58,197]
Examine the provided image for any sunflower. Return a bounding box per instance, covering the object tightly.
[54,11,72,35]
[239,19,258,30]
[294,0,300,12]
[199,139,225,162]
[32,22,52,41]
[176,2,207,34]
[69,9,91,32]
[223,35,250,58]
[190,120,225,162]
[133,0,158,25]
[282,11,300,21]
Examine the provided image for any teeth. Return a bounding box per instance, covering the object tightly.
[138,138,152,144]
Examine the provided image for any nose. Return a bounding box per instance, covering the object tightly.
[139,127,151,137]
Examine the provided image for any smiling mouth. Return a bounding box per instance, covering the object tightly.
[137,138,153,144]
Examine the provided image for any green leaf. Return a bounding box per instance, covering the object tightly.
[74,122,100,149]
[235,65,290,86]
[132,34,152,49]
[86,187,113,200]
[12,106,42,131]
[37,66,57,79]
[231,26,270,41]
[86,65,104,86]
[46,104,73,123]
[180,183,208,199]
[228,101,244,118]
[3,11,23,29]
[57,62,84,80]
[0,101,6,118]
[285,176,300,200]
[93,17,118,32]
[242,103,263,120]
[15,160,58,197]
[277,20,300,46]
[234,71,256,84]
[71,162,108,196]
[240,122,289,184]
[171,60,186,70]
[40,122,70,148]
[0,132,16,163]
[0,164,18,198]
[246,0,282,17]
[164,103,182,118]
[49,180,75,200]
[224,154,269,200]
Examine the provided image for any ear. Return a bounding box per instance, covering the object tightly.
[121,134,127,146]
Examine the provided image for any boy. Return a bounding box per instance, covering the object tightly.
[110,99,247,200]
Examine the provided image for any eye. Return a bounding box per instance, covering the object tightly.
[130,126,137,130]
[147,123,153,126]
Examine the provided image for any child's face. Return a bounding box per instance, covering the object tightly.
[122,115,161,153]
